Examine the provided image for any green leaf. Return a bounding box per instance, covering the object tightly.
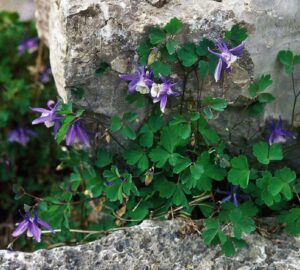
[164,17,183,35]
[222,239,235,257]
[121,125,136,140]
[196,38,214,56]
[137,41,151,65]
[279,208,300,235]
[151,61,171,77]
[139,131,154,148]
[190,163,204,180]
[203,219,220,244]
[198,115,220,145]
[294,55,300,65]
[278,50,293,66]
[95,62,111,77]
[198,60,209,78]
[160,126,183,153]
[276,167,296,184]
[177,44,198,67]
[149,27,166,45]
[248,74,272,97]
[267,167,296,201]
[96,149,112,168]
[166,40,180,55]
[111,115,122,132]
[173,155,192,174]
[258,74,273,91]
[56,115,76,144]
[149,147,170,168]
[172,184,188,207]
[205,165,226,181]
[156,178,177,198]
[123,112,138,122]
[253,142,283,165]
[258,93,275,104]
[124,148,144,166]
[256,172,280,206]
[228,155,250,188]
[224,24,248,46]
[202,96,228,112]
[106,184,123,203]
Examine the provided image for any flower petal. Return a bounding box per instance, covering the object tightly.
[66,124,76,145]
[36,218,54,232]
[214,58,223,82]
[12,220,29,237]
[28,221,41,242]
[229,42,245,56]
[160,95,168,113]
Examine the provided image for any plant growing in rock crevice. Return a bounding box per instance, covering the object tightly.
[9,17,300,256]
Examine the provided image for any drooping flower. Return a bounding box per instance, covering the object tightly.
[40,67,51,83]
[66,119,90,147]
[17,37,39,55]
[31,100,62,129]
[216,185,249,207]
[267,117,296,145]
[12,211,54,242]
[208,38,245,82]
[119,67,154,94]
[8,127,37,146]
[150,76,180,113]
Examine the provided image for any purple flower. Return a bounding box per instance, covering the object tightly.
[40,67,51,83]
[267,117,296,145]
[120,67,154,94]
[8,127,37,146]
[66,120,90,147]
[12,211,54,242]
[18,37,39,55]
[208,38,245,82]
[31,100,62,129]
[216,185,248,206]
[150,76,180,113]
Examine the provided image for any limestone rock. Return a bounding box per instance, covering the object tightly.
[0,0,35,21]
[1,219,300,269]
[34,0,300,124]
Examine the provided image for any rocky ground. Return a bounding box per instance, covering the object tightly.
[1,219,300,270]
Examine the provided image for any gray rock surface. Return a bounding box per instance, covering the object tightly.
[0,0,35,21]
[1,219,300,270]
[34,0,300,124]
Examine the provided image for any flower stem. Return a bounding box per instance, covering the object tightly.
[291,72,300,126]
[180,73,188,114]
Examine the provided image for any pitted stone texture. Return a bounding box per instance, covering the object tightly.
[1,220,300,269]
[34,0,300,124]
[35,0,250,116]
[0,0,35,21]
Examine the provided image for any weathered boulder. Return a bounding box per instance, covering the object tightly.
[1,219,300,269]
[0,0,35,21]
[34,0,300,124]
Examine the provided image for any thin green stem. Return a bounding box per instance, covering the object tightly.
[291,72,300,126]
[180,73,188,114]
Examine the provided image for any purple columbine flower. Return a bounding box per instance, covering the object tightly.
[8,127,37,146]
[12,211,54,242]
[119,67,154,94]
[66,119,90,147]
[40,67,51,83]
[31,100,62,130]
[150,76,180,113]
[208,38,245,82]
[216,185,249,207]
[18,37,39,55]
[267,117,296,145]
